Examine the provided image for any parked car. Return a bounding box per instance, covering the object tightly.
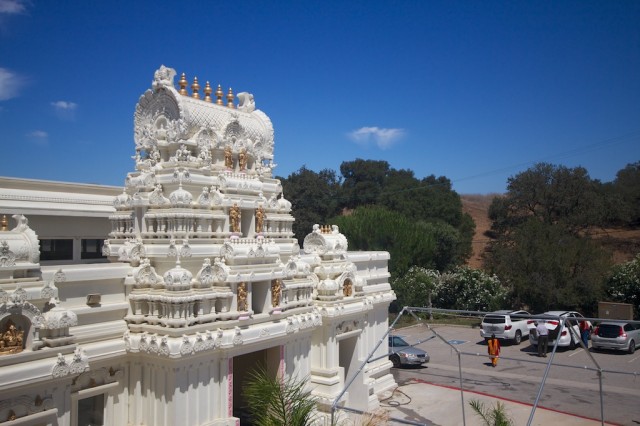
[388,335,430,368]
[591,321,640,354]
[480,310,531,345]
[527,311,591,349]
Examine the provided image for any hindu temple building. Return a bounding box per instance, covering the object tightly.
[0,66,396,425]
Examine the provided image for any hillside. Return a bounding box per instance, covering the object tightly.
[460,194,640,269]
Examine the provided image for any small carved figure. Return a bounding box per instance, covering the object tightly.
[255,205,265,233]
[271,279,281,307]
[343,280,353,297]
[175,144,190,162]
[238,148,248,171]
[224,146,233,169]
[0,321,24,354]
[229,204,241,233]
[237,282,248,311]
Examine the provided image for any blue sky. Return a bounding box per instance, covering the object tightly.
[0,1,638,194]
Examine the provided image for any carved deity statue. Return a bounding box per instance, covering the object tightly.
[343,279,353,297]
[238,148,248,171]
[224,146,233,169]
[255,205,265,233]
[237,282,248,311]
[271,279,281,307]
[175,144,190,162]
[0,320,24,355]
[229,203,241,233]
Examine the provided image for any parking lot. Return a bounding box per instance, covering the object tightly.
[390,324,640,425]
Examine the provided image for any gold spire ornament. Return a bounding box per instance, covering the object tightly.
[204,81,212,102]
[215,84,224,105]
[191,77,201,99]
[227,88,234,108]
[1,215,7,231]
[178,73,188,96]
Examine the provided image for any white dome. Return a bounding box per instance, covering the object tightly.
[169,185,193,206]
[163,263,192,291]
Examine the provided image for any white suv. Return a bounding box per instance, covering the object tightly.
[480,310,531,345]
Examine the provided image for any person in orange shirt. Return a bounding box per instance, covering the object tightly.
[487,334,501,367]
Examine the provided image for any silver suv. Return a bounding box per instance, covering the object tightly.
[480,310,530,345]
[591,321,640,354]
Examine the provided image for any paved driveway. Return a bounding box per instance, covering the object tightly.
[389,324,640,425]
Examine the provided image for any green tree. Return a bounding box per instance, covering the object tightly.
[331,206,464,279]
[611,161,640,225]
[339,159,390,208]
[606,254,640,319]
[486,219,611,314]
[279,166,341,245]
[488,162,607,236]
[243,366,316,426]
[433,266,508,312]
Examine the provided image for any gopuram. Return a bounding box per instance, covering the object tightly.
[0,66,396,425]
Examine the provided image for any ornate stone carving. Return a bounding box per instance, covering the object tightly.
[237,92,256,113]
[195,258,215,288]
[51,353,70,378]
[0,241,16,267]
[152,65,177,91]
[180,335,193,355]
[69,348,89,374]
[40,281,58,300]
[133,258,163,289]
[232,327,243,346]
[149,184,170,206]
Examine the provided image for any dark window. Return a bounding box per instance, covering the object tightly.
[483,316,506,324]
[624,324,633,332]
[78,394,105,426]
[40,239,73,261]
[81,239,105,260]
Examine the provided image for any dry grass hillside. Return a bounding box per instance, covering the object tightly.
[460,194,640,269]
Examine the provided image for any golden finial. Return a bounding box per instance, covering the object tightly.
[1,215,7,231]
[178,73,188,96]
[227,88,235,108]
[204,81,212,102]
[191,77,201,99]
[215,84,224,105]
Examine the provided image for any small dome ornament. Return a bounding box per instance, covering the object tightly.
[163,260,193,291]
[227,88,235,108]
[191,77,201,99]
[169,185,193,207]
[178,73,188,96]
[204,81,212,103]
[215,84,224,105]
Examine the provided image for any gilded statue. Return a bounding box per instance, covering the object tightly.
[255,205,265,233]
[343,279,353,297]
[238,148,248,171]
[224,146,233,169]
[237,282,248,311]
[229,203,241,233]
[271,279,281,307]
[0,320,24,355]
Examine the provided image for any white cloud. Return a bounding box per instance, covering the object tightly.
[51,100,77,120]
[27,130,47,139]
[0,0,27,14]
[0,67,26,101]
[347,126,405,149]
[51,100,77,111]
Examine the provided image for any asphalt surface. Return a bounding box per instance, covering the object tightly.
[382,324,640,426]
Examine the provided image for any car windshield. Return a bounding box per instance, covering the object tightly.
[389,336,410,347]
[483,316,506,324]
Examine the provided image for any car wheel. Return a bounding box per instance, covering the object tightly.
[568,337,576,350]
[513,330,522,345]
[629,340,636,355]
[390,354,401,368]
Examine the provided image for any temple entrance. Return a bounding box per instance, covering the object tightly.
[233,346,281,425]
[338,335,358,392]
